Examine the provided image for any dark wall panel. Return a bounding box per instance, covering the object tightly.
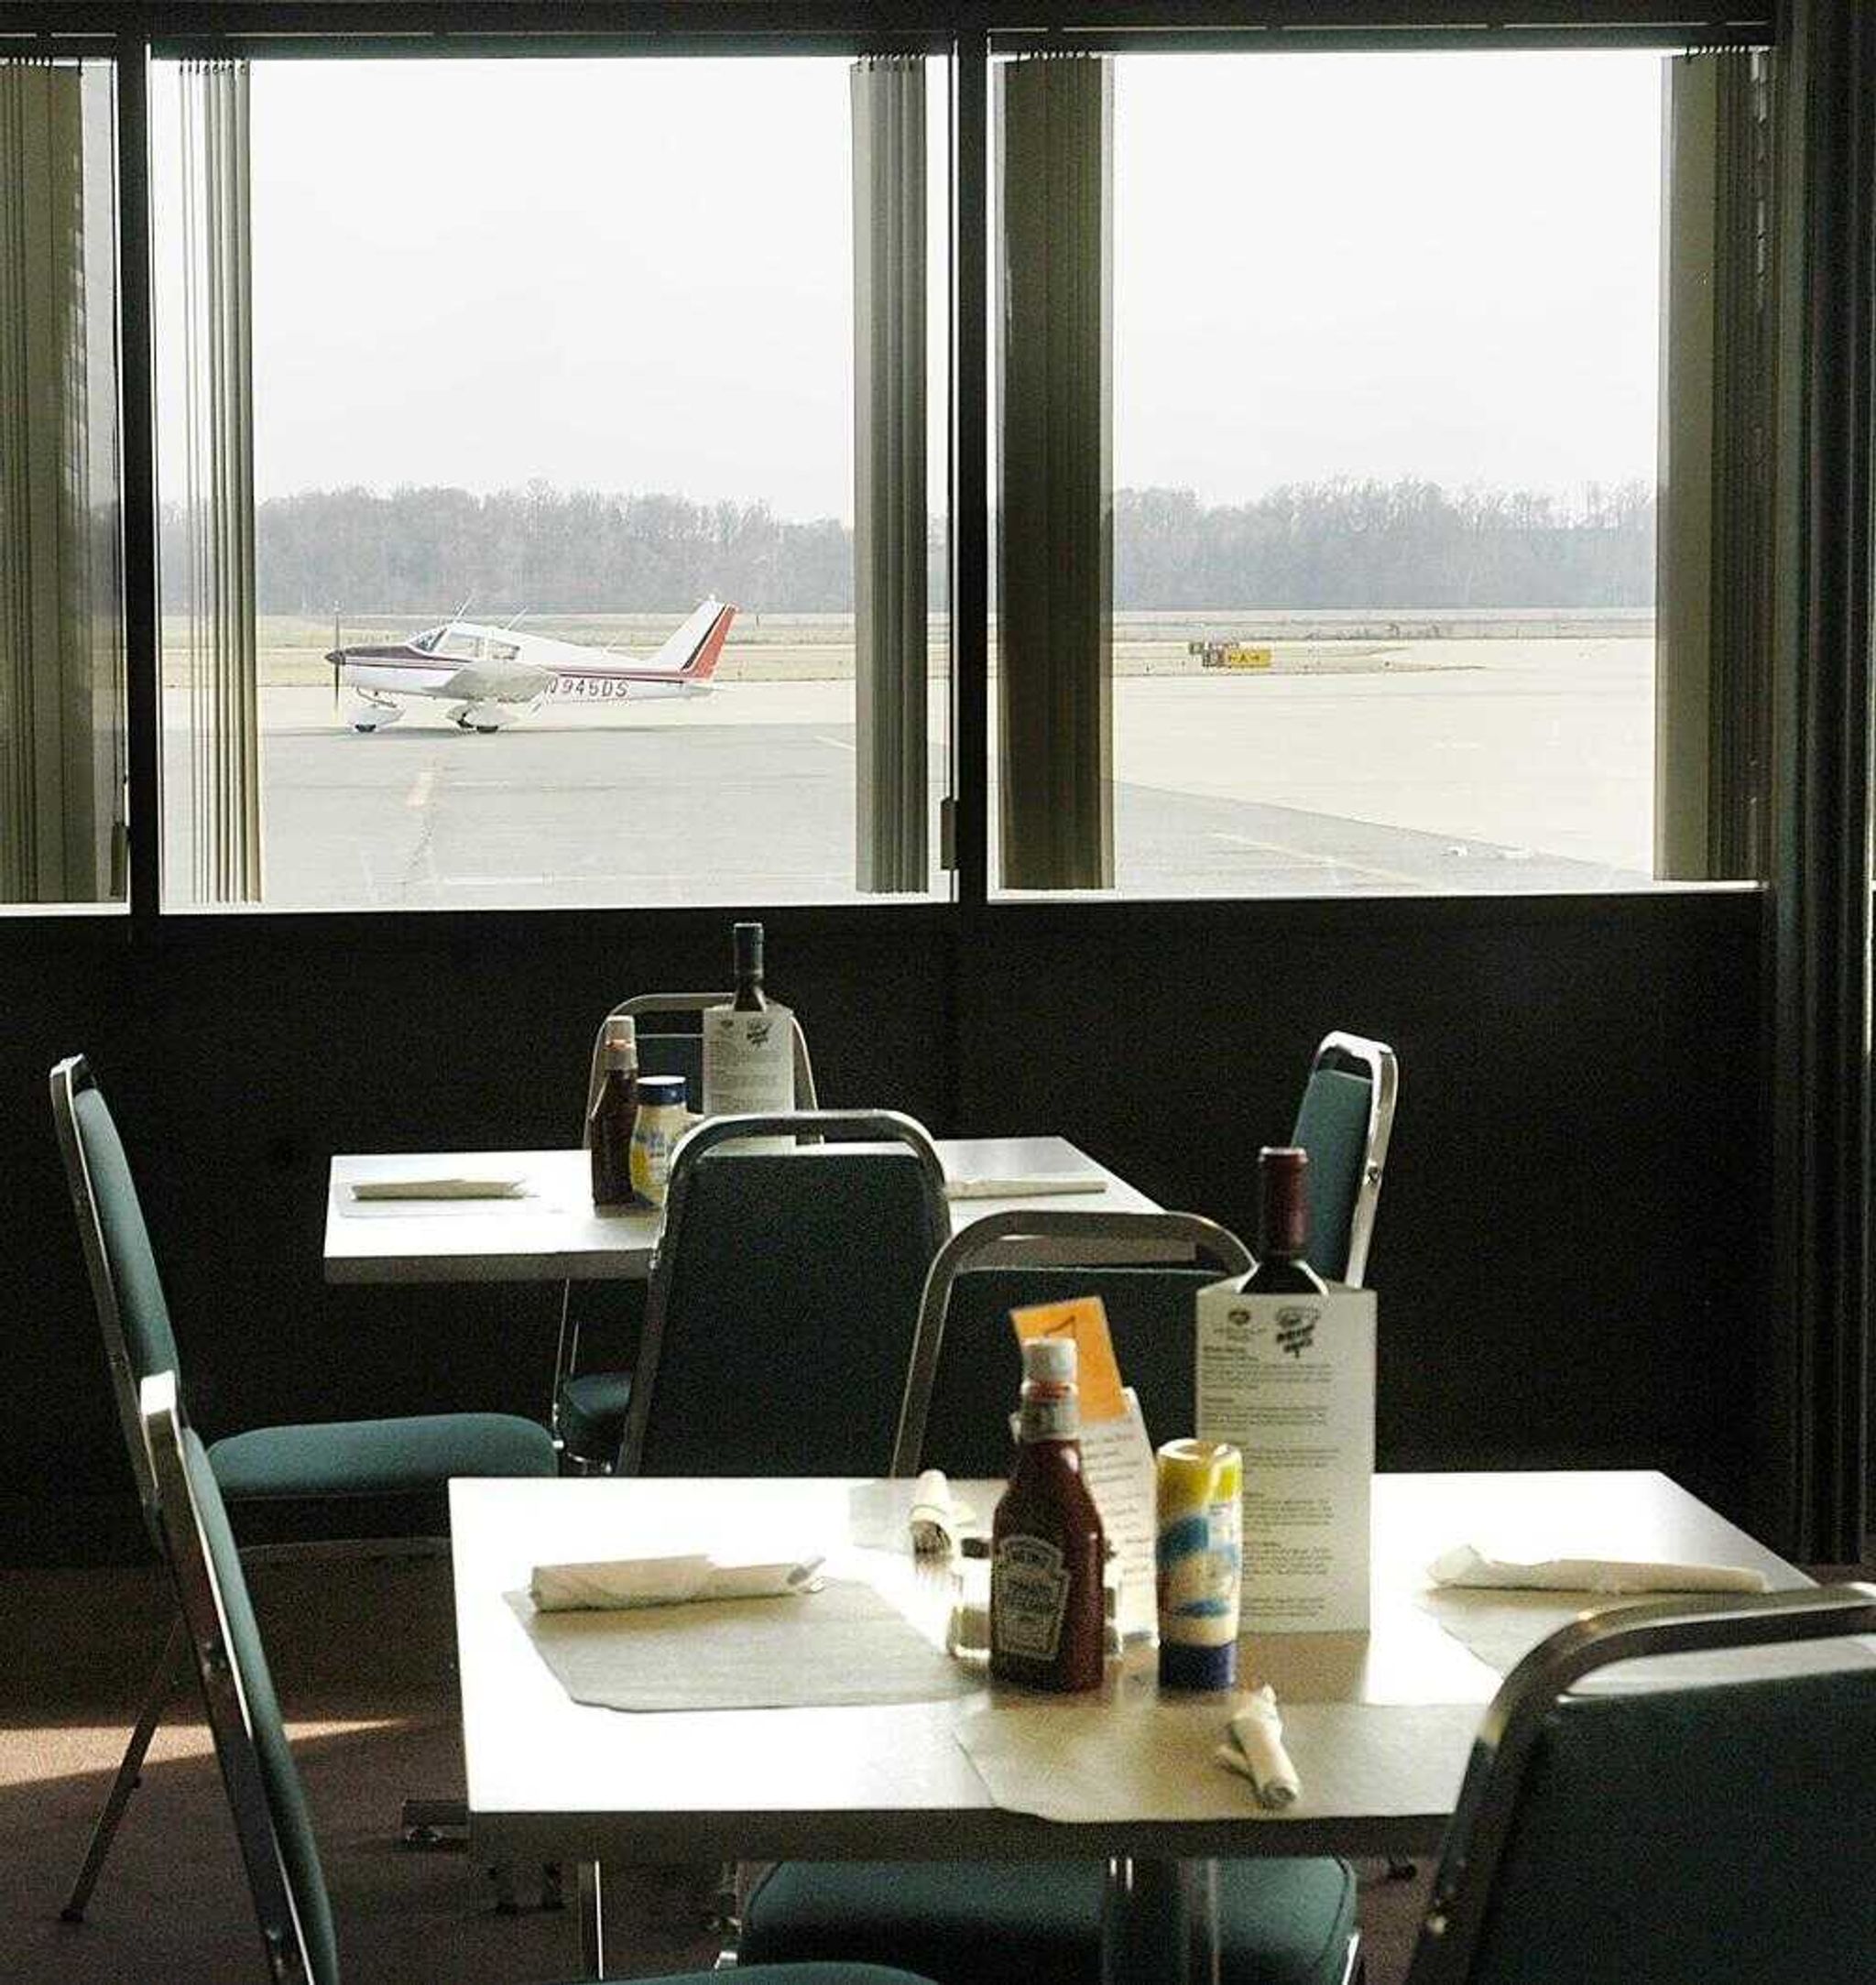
[1,889,1762,1565]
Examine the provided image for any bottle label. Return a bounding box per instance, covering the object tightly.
[991,1534,1070,1661]
[1018,1396,1079,1442]
[629,1108,686,1206]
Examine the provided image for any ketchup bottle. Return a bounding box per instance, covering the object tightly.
[989,1337,1107,1692]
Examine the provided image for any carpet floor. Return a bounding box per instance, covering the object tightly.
[1,1555,1433,1983]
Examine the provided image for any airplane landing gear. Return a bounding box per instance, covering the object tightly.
[451,701,514,734]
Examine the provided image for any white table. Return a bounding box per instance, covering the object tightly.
[325,1136,1162,1284]
[449,1469,1808,1975]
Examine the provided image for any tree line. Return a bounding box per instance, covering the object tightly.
[161,475,1656,616]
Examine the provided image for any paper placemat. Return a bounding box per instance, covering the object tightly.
[953,1694,1480,1824]
[510,1577,978,1712]
[1417,1587,1876,1692]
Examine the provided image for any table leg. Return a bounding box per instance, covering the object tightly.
[578,1860,606,1979]
[1101,1856,1221,1985]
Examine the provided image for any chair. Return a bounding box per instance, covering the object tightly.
[137,1369,939,1985]
[49,1053,557,1922]
[1401,1582,1876,1985]
[1291,1031,1397,1286]
[551,991,820,1469]
[740,1209,1362,1985]
[618,1109,949,1477]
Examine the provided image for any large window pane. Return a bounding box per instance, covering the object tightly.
[992,49,1662,897]
[154,55,948,910]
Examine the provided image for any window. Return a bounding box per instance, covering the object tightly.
[990,49,1666,897]
[151,54,949,910]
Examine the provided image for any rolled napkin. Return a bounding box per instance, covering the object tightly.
[530,1552,824,1613]
[1428,1544,1770,1597]
[351,1177,527,1201]
[910,1469,974,1555]
[1215,1685,1301,1810]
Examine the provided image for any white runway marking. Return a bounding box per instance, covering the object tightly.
[405,766,437,810]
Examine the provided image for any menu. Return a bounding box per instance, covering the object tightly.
[701,1002,796,1140]
[1194,1283,1377,1632]
[1009,1296,1160,1641]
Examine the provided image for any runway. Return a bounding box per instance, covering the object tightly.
[159,638,1654,907]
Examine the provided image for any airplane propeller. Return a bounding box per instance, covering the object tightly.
[328,606,343,717]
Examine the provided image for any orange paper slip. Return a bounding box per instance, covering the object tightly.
[1009,1295,1129,1423]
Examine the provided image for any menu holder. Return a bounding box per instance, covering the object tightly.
[1195,1282,1377,1633]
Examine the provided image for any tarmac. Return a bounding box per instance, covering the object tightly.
[158,638,1654,908]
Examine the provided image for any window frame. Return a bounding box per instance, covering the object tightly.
[3,1,1774,933]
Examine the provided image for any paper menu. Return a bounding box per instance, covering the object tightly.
[1009,1296,1158,1641]
[1194,1283,1377,1632]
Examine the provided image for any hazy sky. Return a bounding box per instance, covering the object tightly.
[153,50,1662,518]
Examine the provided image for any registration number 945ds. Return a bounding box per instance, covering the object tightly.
[553,676,633,702]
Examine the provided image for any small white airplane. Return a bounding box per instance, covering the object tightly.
[325,597,735,733]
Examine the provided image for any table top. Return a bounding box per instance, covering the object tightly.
[449,1469,1809,1865]
[327,1136,1161,1284]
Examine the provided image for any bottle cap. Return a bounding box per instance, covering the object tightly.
[1020,1336,1077,1385]
[600,1015,637,1068]
[638,1074,687,1107]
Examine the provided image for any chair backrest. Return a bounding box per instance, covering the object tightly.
[1405,1584,1876,1985]
[620,1110,949,1477]
[49,1054,181,1541]
[892,1208,1255,1478]
[140,1370,339,1985]
[1290,1030,1398,1286]
[581,990,820,1140]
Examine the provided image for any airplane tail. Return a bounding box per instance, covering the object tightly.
[643,598,736,682]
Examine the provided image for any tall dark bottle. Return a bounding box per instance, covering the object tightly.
[588,1015,640,1207]
[989,1338,1107,1693]
[731,921,767,1012]
[1246,1145,1328,1292]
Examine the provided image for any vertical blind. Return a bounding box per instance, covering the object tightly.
[996,53,1114,890]
[0,58,125,905]
[851,55,929,893]
[175,58,261,905]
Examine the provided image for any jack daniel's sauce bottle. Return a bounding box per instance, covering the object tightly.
[989,1338,1107,1692]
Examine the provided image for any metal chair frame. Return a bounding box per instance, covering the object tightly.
[551,991,820,1456]
[618,1108,948,1478]
[1301,1031,1398,1289]
[50,1053,517,1918]
[889,1205,1254,1478]
[142,1369,322,1985]
[1404,1581,1876,1985]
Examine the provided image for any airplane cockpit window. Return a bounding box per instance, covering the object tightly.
[436,630,482,660]
[487,639,520,663]
[410,627,442,653]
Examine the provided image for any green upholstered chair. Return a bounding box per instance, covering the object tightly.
[617,1110,948,1477]
[137,1369,938,1985]
[1291,1031,1397,1287]
[739,1209,1361,1985]
[1401,1582,1876,1985]
[552,993,820,1470]
[49,1053,557,1922]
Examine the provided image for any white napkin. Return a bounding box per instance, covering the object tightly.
[1216,1685,1301,1810]
[351,1176,527,1201]
[910,1469,974,1555]
[1428,1543,1769,1596]
[529,1552,824,1614]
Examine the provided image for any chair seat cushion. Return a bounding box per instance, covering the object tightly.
[208,1411,556,1501]
[558,1368,633,1463]
[740,1858,1357,1985]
